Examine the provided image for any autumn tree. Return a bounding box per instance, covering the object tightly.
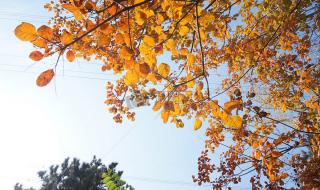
[15,157,134,190]
[15,0,320,189]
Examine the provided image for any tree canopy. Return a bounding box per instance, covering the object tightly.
[14,0,320,189]
[15,157,134,190]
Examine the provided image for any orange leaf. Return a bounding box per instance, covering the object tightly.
[161,110,169,123]
[153,101,162,111]
[61,30,73,45]
[32,38,47,48]
[224,100,243,114]
[252,141,259,149]
[66,50,75,62]
[15,22,38,42]
[108,4,118,15]
[37,25,53,41]
[62,4,84,20]
[29,51,44,61]
[271,151,281,158]
[36,69,55,87]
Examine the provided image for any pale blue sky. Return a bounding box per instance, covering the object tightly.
[0,1,255,190]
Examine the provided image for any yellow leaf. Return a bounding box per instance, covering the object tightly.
[187,53,195,66]
[124,70,139,86]
[165,39,176,50]
[36,69,54,87]
[66,50,75,62]
[153,101,162,111]
[29,51,44,61]
[224,100,243,114]
[221,112,243,129]
[158,63,170,78]
[194,119,202,130]
[37,25,53,41]
[186,74,195,88]
[61,30,73,45]
[161,110,169,123]
[62,4,83,20]
[179,25,189,36]
[15,22,38,42]
[143,35,155,47]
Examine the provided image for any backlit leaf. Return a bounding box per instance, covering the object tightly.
[15,22,37,41]
[224,100,243,114]
[194,119,202,130]
[124,70,139,86]
[37,25,53,41]
[61,30,73,45]
[29,51,44,61]
[36,69,54,87]
[66,50,75,62]
[158,63,170,78]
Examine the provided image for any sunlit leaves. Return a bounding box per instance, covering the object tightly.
[158,63,170,78]
[194,119,202,130]
[15,22,37,41]
[36,69,54,87]
[61,30,73,45]
[32,38,47,48]
[37,25,53,41]
[143,35,156,47]
[14,0,320,189]
[62,4,84,20]
[124,70,139,86]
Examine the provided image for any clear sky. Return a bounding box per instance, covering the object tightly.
[0,1,220,190]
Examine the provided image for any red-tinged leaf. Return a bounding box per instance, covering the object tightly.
[29,51,44,61]
[36,69,55,87]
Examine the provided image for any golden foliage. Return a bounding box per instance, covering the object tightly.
[14,0,320,189]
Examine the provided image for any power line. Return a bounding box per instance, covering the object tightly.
[125,175,212,187]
